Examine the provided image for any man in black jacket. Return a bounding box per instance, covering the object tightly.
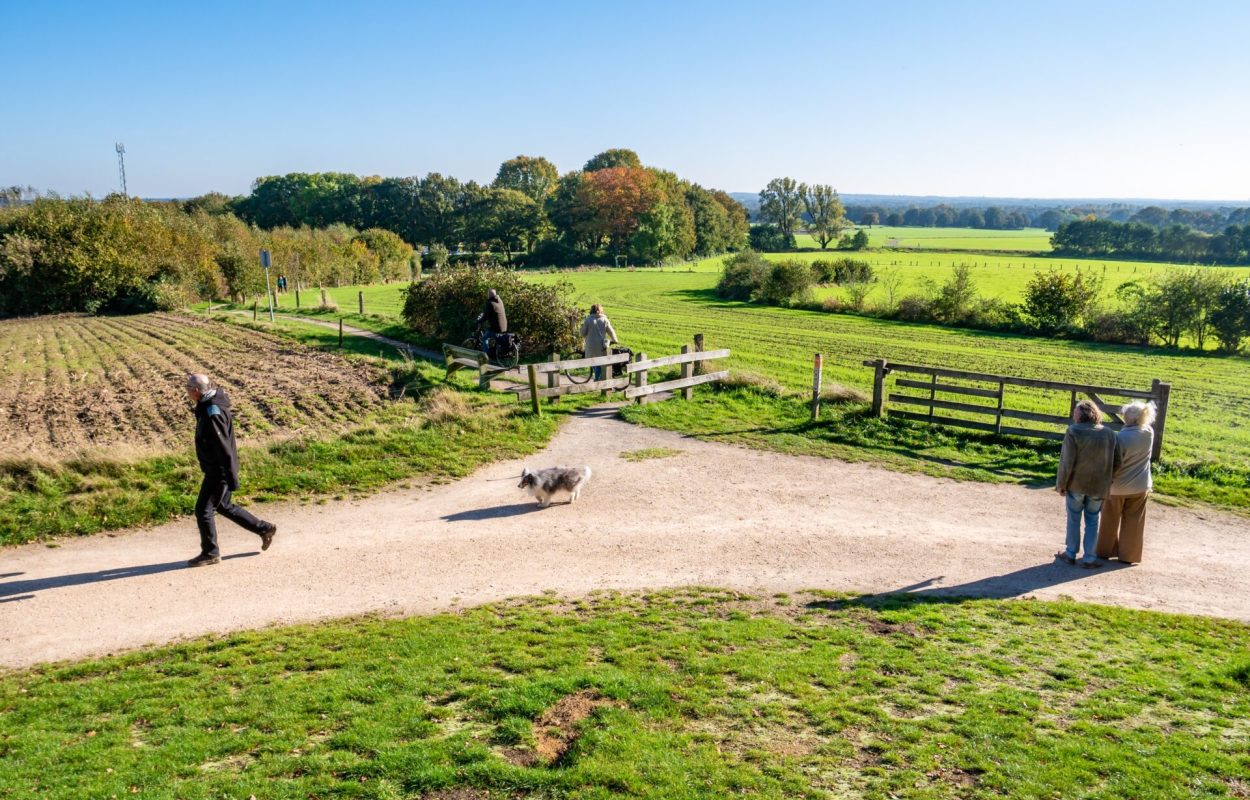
[476,288,507,353]
[186,374,276,567]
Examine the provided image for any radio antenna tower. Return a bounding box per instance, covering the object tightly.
[115,142,128,197]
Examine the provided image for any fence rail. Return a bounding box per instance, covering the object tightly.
[864,359,1171,458]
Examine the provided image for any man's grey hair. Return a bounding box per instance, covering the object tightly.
[1121,401,1156,428]
[187,373,212,392]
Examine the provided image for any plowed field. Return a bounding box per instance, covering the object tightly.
[0,313,384,458]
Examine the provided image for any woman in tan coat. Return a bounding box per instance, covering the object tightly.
[1096,401,1156,565]
[580,304,619,381]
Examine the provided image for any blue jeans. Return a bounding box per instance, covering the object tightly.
[591,365,604,381]
[1065,492,1103,563]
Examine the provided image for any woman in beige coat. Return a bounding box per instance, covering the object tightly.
[1096,401,1156,565]
[580,304,619,380]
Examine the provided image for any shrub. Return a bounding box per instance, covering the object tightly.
[759,259,815,306]
[716,251,771,301]
[845,279,874,311]
[1210,279,1250,353]
[1023,269,1102,333]
[810,259,836,284]
[421,244,450,272]
[930,264,979,323]
[832,258,874,285]
[1084,310,1151,344]
[401,265,580,356]
[748,224,795,252]
[895,295,934,322]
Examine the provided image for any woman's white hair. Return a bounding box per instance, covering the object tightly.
[1122,401,1156,428]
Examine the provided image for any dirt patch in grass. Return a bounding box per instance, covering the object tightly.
[504,689,624,767]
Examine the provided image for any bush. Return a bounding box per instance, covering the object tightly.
[748,224,795,252]
[1023,269,1103,334]
[759,259,815,306]
[421,244,450,272]
[832,258,874,285]
[716,251,772,301]
[1210,280,1250,353]
[895,295,934,322]
[401,265,580,356]
[810,260,836,284]
[930,264,979,323]
[1085,310,1152,345]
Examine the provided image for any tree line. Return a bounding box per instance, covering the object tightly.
[1051,219,1250,264]
[227,149,749,265]
[0,195,414,316]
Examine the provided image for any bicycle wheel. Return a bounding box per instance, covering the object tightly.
[500,338,521,369]
[562,350,594,384]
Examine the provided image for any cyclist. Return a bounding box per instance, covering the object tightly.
[476,288,507,354]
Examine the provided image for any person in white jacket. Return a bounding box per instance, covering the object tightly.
[1096,401,1156,565]
[579,304,619,381]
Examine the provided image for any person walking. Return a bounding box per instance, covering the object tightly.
[1096,402,1156,565]
[186,374,276,567]
[580,304,619,381]
[476,288,507,354]
[1055,399,1119,568]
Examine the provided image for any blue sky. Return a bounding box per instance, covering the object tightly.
[2,0,1248,201]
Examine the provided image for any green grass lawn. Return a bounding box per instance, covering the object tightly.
[3,588,1247,799]
[795,226,1056,252]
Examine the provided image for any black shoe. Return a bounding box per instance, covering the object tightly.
[1056,552,1076,565]
[259,523,277,551]
[1080,560,1103,569]
[187,553,221,568]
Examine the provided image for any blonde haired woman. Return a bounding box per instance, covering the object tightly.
[1096,402,1156,565]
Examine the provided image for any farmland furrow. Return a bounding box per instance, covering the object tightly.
[76,317,183,450]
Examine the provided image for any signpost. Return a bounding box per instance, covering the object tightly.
[260,249,275,322]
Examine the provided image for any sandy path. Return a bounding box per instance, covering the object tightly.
[2,406,1247,669]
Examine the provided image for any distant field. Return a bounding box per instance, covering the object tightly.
[795,226,1054,252]
[0,313,384,459]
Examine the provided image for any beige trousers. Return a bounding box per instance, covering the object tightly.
[1095,493,1149,563]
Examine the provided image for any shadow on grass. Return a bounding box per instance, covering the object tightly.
[0,552,258,600]
[808,559,1133,610]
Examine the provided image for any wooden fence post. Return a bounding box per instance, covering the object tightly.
[692,334,704,376]
[527,364,541,416]
[871,359,888,418]
[294,289,300,309]
[634,352,648,405]
[548,353,560,405]
[358,291,364,315]
[680,345,693,400]
[338,317,343,348]
[811,353,823,421]
[252,300,258,321]
[1151,379,1171,460]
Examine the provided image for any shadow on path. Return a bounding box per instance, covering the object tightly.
[808,558,1131,611]
[0,552,258,600]
[441,503,543,523]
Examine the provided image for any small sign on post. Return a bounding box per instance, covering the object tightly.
[811,353,823,421]
[259,249,275,322]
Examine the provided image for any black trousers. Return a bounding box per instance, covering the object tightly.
[195,476,267,557]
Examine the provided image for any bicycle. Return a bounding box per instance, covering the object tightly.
[462,325,521,369]
[562,345,632,385]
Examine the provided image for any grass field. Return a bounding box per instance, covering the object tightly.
[3,588,1247,799]
[264,270,1250,510]
[795,226,1055,252]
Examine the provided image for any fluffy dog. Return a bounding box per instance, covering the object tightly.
[518,466,592,507]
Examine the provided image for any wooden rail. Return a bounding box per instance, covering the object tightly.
[864,359,1171,457]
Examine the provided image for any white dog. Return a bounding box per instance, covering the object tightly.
[518,466,592,507]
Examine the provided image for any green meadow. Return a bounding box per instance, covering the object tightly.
[795,226,1055,252]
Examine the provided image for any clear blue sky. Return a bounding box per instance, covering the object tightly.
[3,0,1248,201]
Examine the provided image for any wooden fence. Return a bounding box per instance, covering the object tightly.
[512,342,729,414]
[864,359,1171,458]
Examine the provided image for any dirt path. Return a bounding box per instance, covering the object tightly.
[2,406,1248,669]
[220,309,443,361]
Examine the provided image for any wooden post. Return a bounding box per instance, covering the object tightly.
[252,301,258,321]
[294,289,301,309]
[358,291,364,315]
[338,317,343,348]
[927,371,937,420]
[680,345,693,401]
[634,352,648,405]
[1151,379,1170,460]
[547,353,560,405]
[871,359,888,418]
[692,334,705,376]
[527,364,541,416]
[810,353,823,421]
[995,380,1005,435]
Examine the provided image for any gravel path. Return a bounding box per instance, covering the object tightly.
[2,406,1247,669]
